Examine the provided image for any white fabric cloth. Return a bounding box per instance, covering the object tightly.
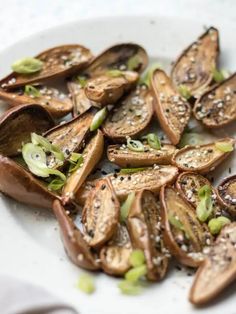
[0,276,78,314]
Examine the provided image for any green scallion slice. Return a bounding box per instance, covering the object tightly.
[12,57,43,74]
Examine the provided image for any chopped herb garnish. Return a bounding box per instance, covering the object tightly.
[139,63,161,86]
[24,85,41,97]
[106,69,124,77]
[168,214,190,239]
[90,107,107,131]
[127,55,140,71]
[127,138,144,152]
[12,57,43,74]
[125,265,147,283]
[68,153,83,173]
[77,273,95,294]
[120,167,147,174]
[129,250,145,267]
[215,141,234,152]
[212,68,229,83]
[77,75,87,87]
[120,192,135,222]
[178,84,191,100]
[48,178,65,191]
[146,133,161,150]
[208,216,231,235]
[196,185,213,222]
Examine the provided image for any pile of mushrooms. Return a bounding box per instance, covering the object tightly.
[0,27,235,305]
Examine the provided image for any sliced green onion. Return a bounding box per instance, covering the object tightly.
[77,75,87,88]
[12,57,43,74]
[120,168,147,174]
[106,69,124,77]
[129,250,145,267]
[48,178,65,191]
[196,185,213,222]
[24,85,41,97]
[147,133,161,150]
[127,55,140,71]
[77,274,95,294]
[139,63,162,86]
[90,107,107,131]
[212,68,229,83]
[120,192,135,223]
[31,133,64,162]
[208,216,231,235]
[118,280,142,295]
[215,141,234,152]
[179,132,204,148]
[127,138,144,152]
[69,152,82,163]
[168,214,184,230]
[68,154,83,173]
[178,84,191,100]
[125,265,147,283]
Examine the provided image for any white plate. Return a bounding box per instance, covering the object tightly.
[0,15,235,314]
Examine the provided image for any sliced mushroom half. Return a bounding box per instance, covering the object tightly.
[176,172,224,217]
[102,85,153,141]
[217,175,236,217]
[100,223,132,276]
[0,85,73,118]
[0,155,58,209]
[0,104,54,157]
[193,73,236,128]
[62,130,104,204]
[107,143,176,167]
[75,165,179,205]
[0,45,93,90]
[172,138,235,174]
[171,27,219,98]
[128,190,169,281]
[160,186,212,267]
[52,200,99,270]
[82,178,120,248]
[150,69,191,145]
[189,222,236,305]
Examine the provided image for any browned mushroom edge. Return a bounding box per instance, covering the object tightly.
[0,103,54,157]
[0,44,93,90]
[160,185,212,267]
[217,175,236,217]
[171,27,219,98]
[52,199,99,270]
[150,69,191,145]
[81,177,120,248]
[0,85,73,119]
[189,222,236,305]
[127,190,169,281]
[171,138,235,174]
[193,73,236,128]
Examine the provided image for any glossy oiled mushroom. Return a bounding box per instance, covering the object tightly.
[52,200,99,270]
[0,155,58,209]
[189,222,236,305]
[172,138,235,174]
[44,110,94,168]
[176,172,225,217]
[171,27,219,98]
[107,143,176,167]
[150,69,191,145]
[0,85,73,119]
[0,104,54,157]
[75,165,179,205]
[160,186,212,267]
[128,190,169,281]
[217,175,236,217]
[102,85,153,141]
[0,45,93,90]
[82,178,120,248]
[100,223,132,276]
[62,130,104,204]
[193,73,236,128]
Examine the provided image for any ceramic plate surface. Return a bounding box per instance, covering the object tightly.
[0,15,235,314]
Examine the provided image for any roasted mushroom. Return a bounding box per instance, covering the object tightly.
[160,186,212,267]
[150,69,191,145]
[0,104,54,157]
[62,130,104,204]
[0,155,58,209]
[82,178,120,248]
[171,27,219,98]
[75,165,179,205]
[102,84,153,141]
[176,172,225,217]
[128,190,169,281]
[189,222,236,305]
[0,85,73,118]
[0,45,93,90]
[107,143,176,167]
[217,175,236,217]
[52,200,99,270]
[100,223,132,276]
[172,138,235,174]
[194,73,236,128]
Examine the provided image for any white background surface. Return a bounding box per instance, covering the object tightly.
[0,0,236,50]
